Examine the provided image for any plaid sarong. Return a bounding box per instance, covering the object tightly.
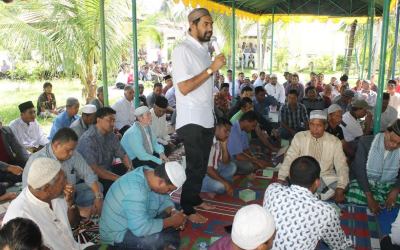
[346,179,400,205]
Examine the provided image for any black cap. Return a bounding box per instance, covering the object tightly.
[18,101,34,113]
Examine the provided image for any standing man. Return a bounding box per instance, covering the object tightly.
[172,8,226,223]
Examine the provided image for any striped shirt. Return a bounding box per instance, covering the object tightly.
[100,167,174,245]
[22,144,98,188]
[280,103,309,130]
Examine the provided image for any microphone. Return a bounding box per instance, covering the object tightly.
[210,36,221,55]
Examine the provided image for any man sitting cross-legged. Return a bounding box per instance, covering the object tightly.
[100,162,187,249]
[347,119,400,214]
[264,156,352,249]
[278,110,349,202]
[201,118,237,196]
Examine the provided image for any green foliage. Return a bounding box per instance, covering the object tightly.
[336,55,346,71]
[274,47,289,71]
[314,55,334,72]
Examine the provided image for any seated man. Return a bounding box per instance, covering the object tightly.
[253,86,278,121]
[138,83,148,107]
[9,101,49,153]
[37,82,57,118]
[90,86,104,110]
[48,97,80,140]
[201,119,236,196]
[265,73,285,105]
[0,218,43,250]
[302,86,326,116]
[77,107,132,194]
[150,96,174,155]
[70,104,97,138]
[22,128,103,216]
[264,156,352,249]
[230,97,253,123]
[165,86,176,108]
[333,89,355,112]
[228,86,253,118]
[209,204,275,250]
[0,117,28,200]
[162,74,173,95]
[121,106,167,169]
[3,158,88,250]
[100,162,187,249]
[347,120,400,214]
[227,111,270,175]
[380,92,398,131]
[340,99,373,143]
[278,110,349,202]
[279,89,309,140]
[111,85,136,134]
[146,82,163,109]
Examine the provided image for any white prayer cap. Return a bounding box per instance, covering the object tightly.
[81,104,97,114]
[270,73,277,78]
[27,158,61,189]
[232,204,275,250]
[310,110,327,120]
[165,161,186,189]
[134,106,150,117]
[327,104,342,114]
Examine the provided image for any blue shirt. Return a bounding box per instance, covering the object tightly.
[227,121,249,158]
[121,123,164,165]
[48,111,79,139]
[253,95,278,120]
[99,167,174,245]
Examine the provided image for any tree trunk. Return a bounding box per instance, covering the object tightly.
[345,20,358,75]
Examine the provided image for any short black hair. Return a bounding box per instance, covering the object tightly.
[216,117,232,127]
[305,86,316,94]
[289,156,321,188]
[383,92,390,100]
[239,110,258,122]
[52,128,78,144]
[221,83,229,89]
[153,82,162,89]
[238,72,244,76]
[0,218,43,250]
[241,86,253,94]
[259,71,266,76]
[239,97,253,109]
[43,82,52,89]
[254,86,266,95]
[154,164,173,185]
[155,96,168,108]
[227,69,233,73]
[340,74,348,82]
[388,79,397,85]
[164,75,172,81]
[288,89,298,96]
[96,107,116,119]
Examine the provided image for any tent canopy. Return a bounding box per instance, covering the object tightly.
[210,0,385,17]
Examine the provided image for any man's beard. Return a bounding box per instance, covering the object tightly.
[198,31,212,42]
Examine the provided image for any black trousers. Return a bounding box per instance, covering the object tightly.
[99,163,128,195]
[381,236,400,250]
[177,124,214,215]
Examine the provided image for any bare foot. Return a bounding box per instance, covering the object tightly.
[196,202,216,210]
[0,192,17,202]
[188,213,208,224]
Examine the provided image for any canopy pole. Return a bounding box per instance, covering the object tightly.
[269,8,275,74]
[391,0,400,79]
[361,23,369,80]
[257,21,262,71]
[232,0,236,97]
[99,0,109,106]
[367,0,375,79]
[373,0,391,134]
[132,0,139,108]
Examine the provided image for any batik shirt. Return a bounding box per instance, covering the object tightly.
[263,183,352,250]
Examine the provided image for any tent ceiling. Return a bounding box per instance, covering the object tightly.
[210,0,385,17]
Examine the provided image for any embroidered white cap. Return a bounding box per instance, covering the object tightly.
[81,104,97,114]
[165,161,186,189]
[232,204,275,249]
[327,104,342,114]
[310,110,327,120]
[134,106,150,117]
[27,158,61,189]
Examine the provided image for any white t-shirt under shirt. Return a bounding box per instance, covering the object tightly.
[340,111,363,142]
[389,92,400,118]
[172,35,214,130]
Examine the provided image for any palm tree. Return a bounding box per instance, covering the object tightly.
[344,20,358,75]
[0,0,132,100]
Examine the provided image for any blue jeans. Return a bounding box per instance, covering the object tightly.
[74,182,103,207]
[112,227,180,250]
[201,162,237,194]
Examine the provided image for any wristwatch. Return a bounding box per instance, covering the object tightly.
[95,192,104,199]
[206,68,213,75]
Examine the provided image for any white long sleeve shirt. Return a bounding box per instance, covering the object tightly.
[149,108,170,145]
[9,118,49,149]
[111,97,136,130]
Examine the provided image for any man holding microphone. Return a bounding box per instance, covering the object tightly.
[172,8,226,223]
